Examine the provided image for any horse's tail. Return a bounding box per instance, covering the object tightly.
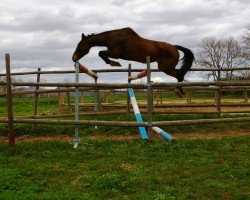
[175,45,194,82]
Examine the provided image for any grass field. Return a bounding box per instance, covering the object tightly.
[0,137,249,199]
[0,94,249,199]
[0,95,249,136]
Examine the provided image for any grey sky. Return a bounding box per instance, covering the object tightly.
[0,0,249,83]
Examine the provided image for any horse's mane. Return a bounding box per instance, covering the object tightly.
[86,28,139,38]
[87,33,95,37]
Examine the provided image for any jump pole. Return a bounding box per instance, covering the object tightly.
[74,62,98,148]
[128,69,173,141]
[128,88,148,140]
[78,62,98,80]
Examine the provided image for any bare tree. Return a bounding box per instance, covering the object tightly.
[0,76,25,93]
[0,76,7,93]
[224,37,245,80]
[197,36,245,81]
[242,24,250,60]
[197,37,224,81]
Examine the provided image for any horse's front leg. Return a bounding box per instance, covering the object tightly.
[99,50,121,67]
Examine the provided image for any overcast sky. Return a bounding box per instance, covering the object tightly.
[0,0,249,83]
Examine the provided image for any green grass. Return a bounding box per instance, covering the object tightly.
[1,90,248,117]
[1,95,249,199]
[0,112,249,137]
[0,137,249,199]
[0,97,59,117]
[0,92,249,136]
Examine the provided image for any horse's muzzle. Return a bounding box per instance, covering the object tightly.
[72,54,78,62]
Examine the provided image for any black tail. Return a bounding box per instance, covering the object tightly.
[175,45,194,82]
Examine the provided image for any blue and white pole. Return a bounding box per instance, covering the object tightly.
[128,88,148,140]
[152,127,173,141]
[128,87,173,141]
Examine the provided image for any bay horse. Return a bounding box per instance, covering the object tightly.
[72,27,194,97]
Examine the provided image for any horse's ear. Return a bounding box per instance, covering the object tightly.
[82,33,85,39]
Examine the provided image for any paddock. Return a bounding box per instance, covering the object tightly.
[0,54,250,147]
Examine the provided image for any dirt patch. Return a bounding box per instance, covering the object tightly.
[0,135,72,144]
[0,131,249,144]
[172,131,250,139]
[120,163,137,171]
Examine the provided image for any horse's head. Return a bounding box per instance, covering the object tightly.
[72,33,91,62]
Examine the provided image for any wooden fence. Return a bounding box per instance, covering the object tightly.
[1,54,250,147]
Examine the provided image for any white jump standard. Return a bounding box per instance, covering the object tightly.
[74,62,98,148]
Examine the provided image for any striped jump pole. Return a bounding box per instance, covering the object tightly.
[128,88,148,140]
[128,70,173,141]
[128,70,147,81]
[152,127,173,141]
[74,62,98,148]
[77,62,98,80]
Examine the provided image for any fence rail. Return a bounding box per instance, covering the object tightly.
[1,54,250,147]
[1,80,250,88]
[0,117,249,127]
[0,67,249,76]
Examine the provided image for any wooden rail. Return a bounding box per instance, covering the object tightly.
[1,54,250,146]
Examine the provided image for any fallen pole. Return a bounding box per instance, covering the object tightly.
[128,87,173,141]
[152,127,173,141]
[128,88,148,140]
[128,61,173,141]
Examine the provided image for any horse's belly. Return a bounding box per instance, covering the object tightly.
[121,48,156,63]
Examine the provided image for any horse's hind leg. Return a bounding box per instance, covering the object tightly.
[99,50,121,67]
[157,60,184,97]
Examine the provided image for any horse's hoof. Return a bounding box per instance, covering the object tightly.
[110,61,121,67]
[174,89,183,98]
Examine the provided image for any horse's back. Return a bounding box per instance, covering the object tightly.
[107,27,139,38]
[120,27,139,36]
[105,27,180,64]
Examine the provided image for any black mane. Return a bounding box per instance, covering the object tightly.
[87,33,95,37]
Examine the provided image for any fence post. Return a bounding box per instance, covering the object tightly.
[5,54,15,147]
[94,73,98,129]
[58,88,64,113]
[127,64,131,118]
[80,91,84,103]
[146,56,153,140]
[244,89,248,103]
[216,66,221,117]
[32,67,41,128]
[66,87,71,113]
[94,75,98,112]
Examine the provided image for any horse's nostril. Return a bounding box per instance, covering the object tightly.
[72,54,77,62]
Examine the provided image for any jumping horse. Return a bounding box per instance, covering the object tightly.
[72,27,194,97]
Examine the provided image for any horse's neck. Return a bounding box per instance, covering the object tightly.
[87,34,108,47]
